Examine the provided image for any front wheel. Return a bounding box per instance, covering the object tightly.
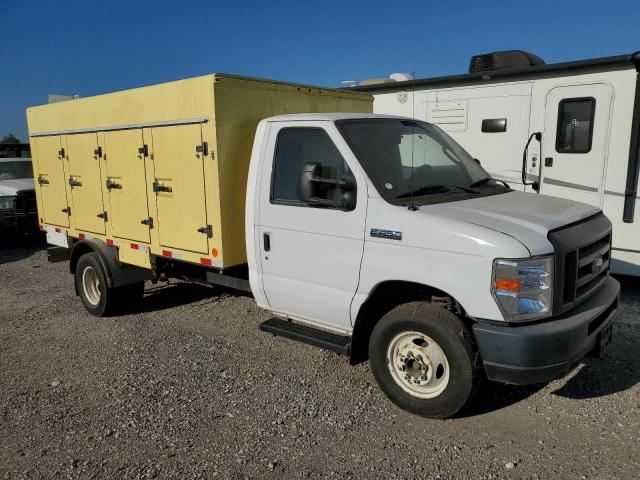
[369,302,481,419]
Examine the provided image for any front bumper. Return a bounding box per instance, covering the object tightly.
[473,276,620,385]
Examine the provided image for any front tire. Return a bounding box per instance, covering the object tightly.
[369,302,481,419]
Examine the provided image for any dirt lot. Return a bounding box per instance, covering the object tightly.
[1,246,639,480]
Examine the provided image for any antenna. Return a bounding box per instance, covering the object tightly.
[408,70,418,211]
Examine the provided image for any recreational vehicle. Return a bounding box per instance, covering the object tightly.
[353,50,640,276]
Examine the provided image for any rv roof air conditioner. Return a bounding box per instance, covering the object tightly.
[469,50,545,73]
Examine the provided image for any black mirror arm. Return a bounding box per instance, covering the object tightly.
[522,132,542,192]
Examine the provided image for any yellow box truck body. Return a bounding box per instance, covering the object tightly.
[27,74,372,269]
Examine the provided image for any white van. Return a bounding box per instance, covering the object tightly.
[353,50,640,276]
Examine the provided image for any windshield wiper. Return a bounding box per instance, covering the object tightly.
[469,177,510,189]
[396,185,479,199]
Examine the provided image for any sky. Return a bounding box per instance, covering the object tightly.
[1,0,639,142]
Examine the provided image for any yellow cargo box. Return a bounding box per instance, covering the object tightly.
[27,74,372,269]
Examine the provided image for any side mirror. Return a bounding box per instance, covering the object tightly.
[298,162,356,210]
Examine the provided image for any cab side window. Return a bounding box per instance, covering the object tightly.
[556,98,596,153]
[271,127,352,206]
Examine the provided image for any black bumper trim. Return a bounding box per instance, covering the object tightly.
[473,276,620,385]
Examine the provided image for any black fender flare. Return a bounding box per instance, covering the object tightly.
[70,239,152,289]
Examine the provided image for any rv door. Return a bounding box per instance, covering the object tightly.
[539,84,612,208]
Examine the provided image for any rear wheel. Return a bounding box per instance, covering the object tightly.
[75,253,144,316]
[369,302,481,419]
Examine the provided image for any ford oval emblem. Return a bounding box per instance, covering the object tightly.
[591,255,604,273]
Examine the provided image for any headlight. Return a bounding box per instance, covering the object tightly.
[0,196,17,210]
[491,256,553,322]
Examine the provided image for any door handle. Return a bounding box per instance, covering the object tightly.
[97,211,108,220]
[68,177,82,187]
[37,176,49,185]
[152,179,172,193]
[263,233,271,252]
[106,179,122,190]
[544,157,554,167]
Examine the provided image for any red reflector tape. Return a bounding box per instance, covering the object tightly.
[55,228,61,233]
[78,233,85,239]
[130,243,139,250]
[106,239,114,246]
[200,258,212,266]
[162,250,172,257]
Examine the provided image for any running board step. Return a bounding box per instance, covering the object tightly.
[259,318,351,356]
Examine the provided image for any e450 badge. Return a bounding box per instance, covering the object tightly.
[370,228,402,241]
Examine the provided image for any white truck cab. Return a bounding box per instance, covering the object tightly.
[246,113,619,417]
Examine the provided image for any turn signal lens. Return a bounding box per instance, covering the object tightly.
[495,278,520,292]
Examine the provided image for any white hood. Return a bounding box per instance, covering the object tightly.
[0,178,35,196]
[426,190,600,255]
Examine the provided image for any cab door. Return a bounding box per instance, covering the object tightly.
[103,129,151,243]
[31,136,70,227]
[64,133,106,234]
[256,122,368,331]
[540,84,612,207]
[149,124,209,254]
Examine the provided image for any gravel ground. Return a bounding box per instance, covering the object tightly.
[1,245,639,480]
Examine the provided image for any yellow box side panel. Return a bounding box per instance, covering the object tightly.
[213,77,373,267]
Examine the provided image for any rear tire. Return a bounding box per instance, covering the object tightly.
[369,302,481,419]
[75,253,144,316]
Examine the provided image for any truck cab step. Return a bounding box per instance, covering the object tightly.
[260,318,351,356]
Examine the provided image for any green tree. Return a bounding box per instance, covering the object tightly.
[1,134,21,144]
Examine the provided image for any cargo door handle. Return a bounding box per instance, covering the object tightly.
[141,217,153,228]
[61,207,71,215]
[138,145,149,158]
[97,211,108,220]
[152,180,172,193]
[68,177,82,187]
[94,146,103,159]
[37,176,49,185]
[263,233,271,252]
[197,225,213,237]
[106,179,122,190]
[195,142,208,156]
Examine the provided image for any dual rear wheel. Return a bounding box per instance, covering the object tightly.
[75,252,144,317]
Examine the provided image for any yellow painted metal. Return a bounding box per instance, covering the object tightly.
[27,73,373,269]
[31,135,70,227]
[103,129,151,243]
[64,133,106,234]
[117,243,152,269]
[150,124,209,254]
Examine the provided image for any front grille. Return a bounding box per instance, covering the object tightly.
[548,213,612,316]
[15,189,37,212]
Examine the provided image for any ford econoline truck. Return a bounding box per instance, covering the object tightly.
[27,74,619,418]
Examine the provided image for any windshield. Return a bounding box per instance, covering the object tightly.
[336,118,508,205]
[0,161,33,180]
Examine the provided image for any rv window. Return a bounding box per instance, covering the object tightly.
[556,98,595,154]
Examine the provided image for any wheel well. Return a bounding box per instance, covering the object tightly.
[350,280,465,365]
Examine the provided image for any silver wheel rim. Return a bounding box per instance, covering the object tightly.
[386,331,450,399]
[81,265,101,306]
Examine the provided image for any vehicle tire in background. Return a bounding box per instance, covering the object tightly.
[369,302,481,419]
[75,253,144,316]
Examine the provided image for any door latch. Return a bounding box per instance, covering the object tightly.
[94,146,103,159]
[68,177,82,187]
[57,148,65,159]
[61,207,71,215]
[138,144,149,158]
[263,233,271,252]
[97,211,108,221]
[152,179,172,193]
[37,176,49,185]
[544,157,554,167]
[105,179,122,190]
[197,225,213,237]
[141,217,154,228]
[195,142,209,157]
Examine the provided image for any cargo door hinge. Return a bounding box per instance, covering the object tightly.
[141,217,154,228]
[195,142,209,157]
[97,211,108,221]
[197,225,213,237]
